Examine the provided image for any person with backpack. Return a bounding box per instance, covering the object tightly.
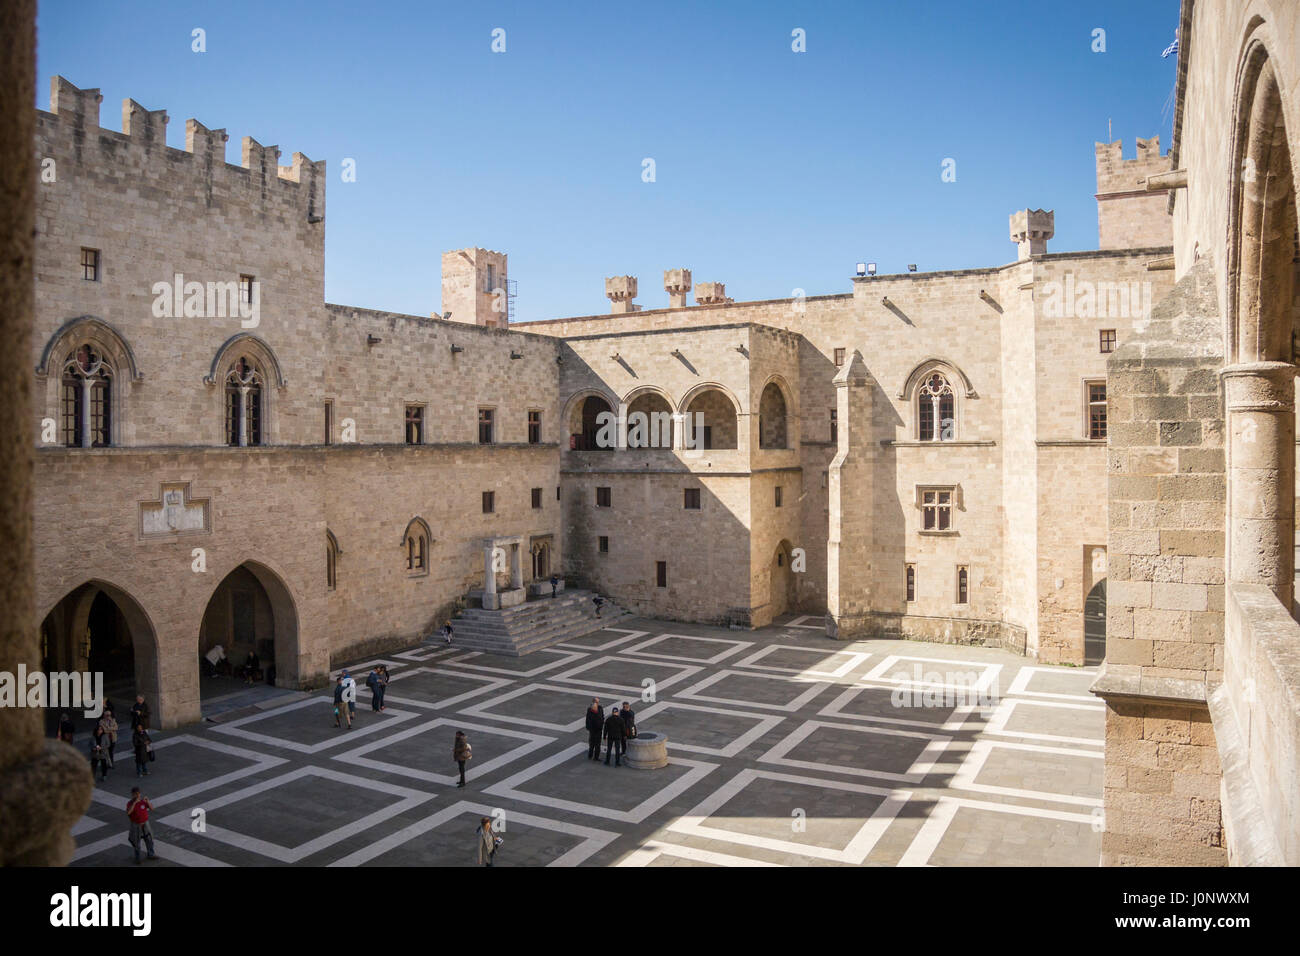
[453,730,472,788]
[603,704,626,766]
[126,788,157,863]
[366,668,381,712]
[476,816,501,867]
[132,723,152,777]
[376,665,390,712]
[550,574,559,599]
[584,698,605,760]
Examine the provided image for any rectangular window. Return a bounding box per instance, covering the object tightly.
[830,408,838,443]
[556,486,561,501]
[527,410,541,444]
[1099,329,1116,353]
[482,491,495,514]
[1087,382,1107,439]
[478,407,495,444]
[81,247,99,281]
[324,401,334,445]
[596,486,611,508]
[239,274,255,305]
[684,488,701,510]
[405,405,424,444]
[921,488,953,532]
[61,382,80,446]
[531,487,542,509]
[905,563,916,602]
[598,535,609,554]
[775,486,783,508]
[486,264,496,293]
[956,565,969,605]
[833,348,845,367]
[656,561,667,588]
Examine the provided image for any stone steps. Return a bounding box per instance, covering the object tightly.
[436,590,627,656]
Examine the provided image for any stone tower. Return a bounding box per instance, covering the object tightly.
[441,247,509,328]
[1009,209,1054,260]
[1094,136,1174,249]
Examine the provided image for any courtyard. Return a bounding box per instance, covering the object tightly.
[68,615,1104,867]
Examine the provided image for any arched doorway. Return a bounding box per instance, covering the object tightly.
[769,540,796,619]
[1084,579,1106,666]
[39,581,160,733]
[199,562,299,704]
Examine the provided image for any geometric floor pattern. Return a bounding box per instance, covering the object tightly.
[69,613,1105,867]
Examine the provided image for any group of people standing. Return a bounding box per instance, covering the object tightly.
[585,697,636,766]
[57,695,156,782]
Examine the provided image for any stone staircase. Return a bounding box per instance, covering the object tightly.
[434,589,628,656]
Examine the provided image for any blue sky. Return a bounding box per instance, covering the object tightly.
[37,0,1181,322]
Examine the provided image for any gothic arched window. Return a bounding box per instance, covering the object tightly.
[917,372,955,442]
[225,356,264,446]
[402,518,431,576]
[61,344,113,447]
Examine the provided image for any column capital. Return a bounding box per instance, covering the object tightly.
[1221,361,1296,412]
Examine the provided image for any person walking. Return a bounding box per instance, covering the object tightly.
[584,698,604,760]
[341,671,357,723]
[130,695,151,731]
[453,730,472,788]
[550,574,559,599]
[126,788,157,864]
[332,676,352,729]
[592,595,605,619]
[131,723,152,777]
[476,816,500,867]
[98,709,119,766]
[366,668,381,712]
[377,665,390,712]
[603,705,626,767]
[56,712,75,744]
[89,725,111,781]
[442,621,454,645]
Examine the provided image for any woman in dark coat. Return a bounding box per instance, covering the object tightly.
[89,725,111,781]
[56,712,75,744]
[132,723,152,777]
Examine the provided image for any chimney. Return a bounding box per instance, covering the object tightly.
[664,268,692,308]
[1009,209,1054,260]
[605,275,640,314]
[696,281,732,305]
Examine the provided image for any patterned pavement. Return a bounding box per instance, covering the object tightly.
[68,615,1105,867]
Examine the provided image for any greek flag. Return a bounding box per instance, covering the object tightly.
[1161,37,1179,58]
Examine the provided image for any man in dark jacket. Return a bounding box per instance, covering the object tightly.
[584,698,604,760]
[603,705,626,766]
[129,695,150,731]
[619,701,636,760]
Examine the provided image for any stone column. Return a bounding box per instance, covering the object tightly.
[510,541,524,590]
[483,544,497,596]
[1222,361,1296,606]
[0,0,94,866]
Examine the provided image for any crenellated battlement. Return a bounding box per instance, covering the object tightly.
[40,76,325,216]
[1095,135,1170,196]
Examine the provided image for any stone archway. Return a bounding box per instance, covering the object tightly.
[199,561,300,701]
[39,580,161,729]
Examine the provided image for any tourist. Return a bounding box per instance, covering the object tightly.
[56,712,75,744]
[366,668,381,712]
[130,695,150,731]
[620,701,636,748]
[603,704,626,766]
[476,816,500,867]
[584,698,604,760]
[341,670,357,721]
[442,621,454,645]
[98,708,118,764]
[592,595,604,618]
[377,665,390,711]
[131,723,152,777]
[550,574,559,599]
[126,787,157,864]
[332,676,351,729]
[243,648,260,684]
[89,725,111,781]
[453,730,472,788]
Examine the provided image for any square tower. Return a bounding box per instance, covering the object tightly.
[441,247,509,327]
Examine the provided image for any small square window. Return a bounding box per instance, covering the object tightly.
[656,561,667,588]
[531,487,542,509]
[405,405,424,444]
[81,248,100,281]
[684,488,701,510]
[775,486,783,508]
[1099,329,1116,353]
[528,410,541,444]
[478,407,495,444]
[482,491,495,514]
[833,348,845,367]
[596,486,611,508]
[598,535,609,554]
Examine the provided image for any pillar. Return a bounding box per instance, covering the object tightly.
[1222,361,1296,606]
[826,350,877,639]
[483,544,497,596]
[510,541,524,590]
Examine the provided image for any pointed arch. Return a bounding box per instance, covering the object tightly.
[401,517,432,576]
[897,358,977,400]
[204,332,287,387]
[37,315,142,381]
